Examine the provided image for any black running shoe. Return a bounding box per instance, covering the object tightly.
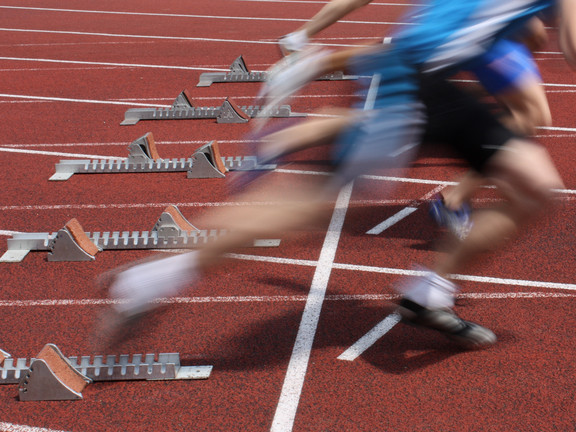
[398,298,496,349]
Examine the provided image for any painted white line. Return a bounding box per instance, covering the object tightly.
[0,93,353,107]
[278,169,576,195]
[0,147,123,159]
[0,29,372,48]
[237,0,418,5]
[0,56,228,72]
[0,139,259,148]
[366,184,444,234]
[228,254,576,292]
[0,92,167,107]
[1,193,576,214]
[271,182,354,432]
[0,7,408,26]
[338,311,402,361]
[0,230,22,236]
[0,422,71,432]
[333,262,576,291]
[538,126,576,132]
[0,201,305,211]
[455,78,576,89]
[0,292,574,308]
[366,207,417,235]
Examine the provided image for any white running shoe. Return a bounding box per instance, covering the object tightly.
[93,252,199,349]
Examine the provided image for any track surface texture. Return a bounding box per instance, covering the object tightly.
[1,1,576,431]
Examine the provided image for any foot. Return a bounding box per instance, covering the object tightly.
[93,252,199,349]
[398,298,497,349]
[278,30,309,56]
[429,194,473,240]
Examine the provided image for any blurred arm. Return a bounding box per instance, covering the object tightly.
[301,0,374,38]
[280,0,373,53]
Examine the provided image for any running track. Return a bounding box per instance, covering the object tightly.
[1,1,576,431]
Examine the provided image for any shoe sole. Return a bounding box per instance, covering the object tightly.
[398,303,497,350]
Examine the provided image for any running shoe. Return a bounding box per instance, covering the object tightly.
[398,298,497,349]
[93,252,199,349]
[429,194,473,240]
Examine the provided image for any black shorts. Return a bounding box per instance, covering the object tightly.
[418,75,517,173]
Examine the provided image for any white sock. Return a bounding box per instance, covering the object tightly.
[279,30,309,53]
[110,252,199,314]
[401,271,458,309]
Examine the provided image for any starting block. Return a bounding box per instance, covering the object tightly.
[0,205,281,263]
[18,344,92,401]
[49,133,276,181]
[1,344,212,401]
[120,89,305,125]
[197,55,359,87]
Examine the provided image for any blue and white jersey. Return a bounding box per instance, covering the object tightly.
[392,0,552,73]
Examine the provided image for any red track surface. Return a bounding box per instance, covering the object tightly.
[1,1,576,431]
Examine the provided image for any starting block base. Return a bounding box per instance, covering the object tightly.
[197,55,358,87]
[121,91,304,125]
[50,134,276,181]
[2,344,212,401]
[0,205,281,263]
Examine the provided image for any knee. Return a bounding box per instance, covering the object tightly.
[488,140,564,213]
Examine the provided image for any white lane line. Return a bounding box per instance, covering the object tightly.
[333,262,576,291]
[0,423,72,432]
[0,56,228,72]
[238,0,418,5]
[229,254,576,292]
[455,78,576,89]
[366,207,417,235]
[0,93,354,106]
[0,147,123,159]
[271,182,354,432]
[337,311,402,361]
[366,184,445,234]
[0,292,574,308]
[0,92,165,107]
[0,28,374,48]
[279,169,576,195]
[0,140,256,148]
[0,230,21,236]
[0,7,407,26]
[0,199,414,212]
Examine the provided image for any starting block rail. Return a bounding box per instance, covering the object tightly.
[121,90,305,125]
[0,205,281,263]
[67,352,212,381]
[50,133,275,181]
[197,55,358,87]
[1,345,212,401]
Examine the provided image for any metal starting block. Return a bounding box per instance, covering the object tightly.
[2,344,212,401]
[197,55,358,87]
[18,344,92,401]
[120,89,305,125]
[50,133,275,181]
[0,205,281,263]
